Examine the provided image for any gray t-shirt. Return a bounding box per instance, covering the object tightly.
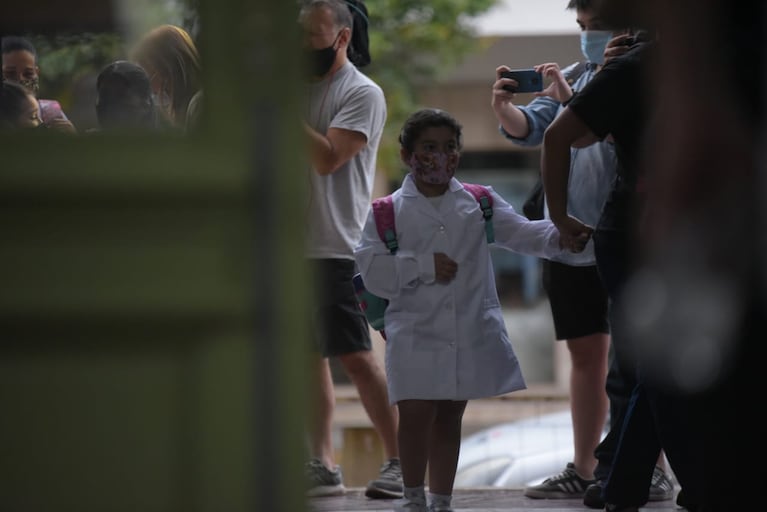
[305,61,387,259]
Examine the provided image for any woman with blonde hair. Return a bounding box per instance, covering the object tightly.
[131,24,202,129]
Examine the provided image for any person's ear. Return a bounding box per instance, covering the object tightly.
[337,26,352,49]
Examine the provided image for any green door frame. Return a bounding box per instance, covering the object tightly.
[0,1,307,511]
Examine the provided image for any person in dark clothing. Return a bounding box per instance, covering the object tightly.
[540,23,697,512]
[542,0,765,509]
[95,60,158,130]
[631,1,764,510]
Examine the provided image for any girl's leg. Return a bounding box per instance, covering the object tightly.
[397,399,437,487]
[427,400,468,496]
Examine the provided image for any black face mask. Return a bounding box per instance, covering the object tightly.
[305,34,340,78]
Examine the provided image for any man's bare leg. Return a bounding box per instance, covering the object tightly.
[338,349,399,458]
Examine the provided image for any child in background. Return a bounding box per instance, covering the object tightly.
[0,80,41,129]
[353,108,589,512]
[2,36,76,133]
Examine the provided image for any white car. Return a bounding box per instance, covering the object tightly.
[455,410,595,488]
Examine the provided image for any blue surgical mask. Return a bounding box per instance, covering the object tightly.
[580,30,612,65]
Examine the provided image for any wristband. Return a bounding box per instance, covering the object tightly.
[561,91,577,108]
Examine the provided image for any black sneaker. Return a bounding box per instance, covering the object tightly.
[523,462,595,499]
[365,458,403,499]
[584,465,674,508]
[583,481,604,509]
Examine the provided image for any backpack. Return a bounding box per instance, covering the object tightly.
[345,0,371,68]
[353,184,495,339]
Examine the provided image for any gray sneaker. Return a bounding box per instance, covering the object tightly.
[524,462,595,499]
[648,465,674,501]
[305,458,345,497]
[365,458,403,499]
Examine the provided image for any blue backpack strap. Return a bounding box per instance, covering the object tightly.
[371,195,398,254]
[462,183,495,244]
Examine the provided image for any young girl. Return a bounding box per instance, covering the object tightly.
[0,80,42,129]
[353,108,588,512]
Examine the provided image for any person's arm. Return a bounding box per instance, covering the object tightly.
[541,107,595,249]
[353,205,435,299]
[45,117,77,133]
[489,188,589,256]
[493,63,577,146]
[304,81,384,175]
[491,65,534,139]
[303,122,367,176]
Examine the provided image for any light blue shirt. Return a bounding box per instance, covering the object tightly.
[500,62,618,266]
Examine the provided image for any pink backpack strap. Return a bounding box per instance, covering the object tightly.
[371,195,398,253]
[462,183,495,244]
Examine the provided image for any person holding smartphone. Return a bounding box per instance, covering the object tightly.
[490,0,673,507]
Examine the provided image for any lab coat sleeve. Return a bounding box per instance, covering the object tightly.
[353,210,435,300]
[488,189,563,259]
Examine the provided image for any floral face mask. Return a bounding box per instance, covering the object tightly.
[19,76,40,95]
[408,151,459,185]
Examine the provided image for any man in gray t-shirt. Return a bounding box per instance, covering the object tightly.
[300,0,401,501]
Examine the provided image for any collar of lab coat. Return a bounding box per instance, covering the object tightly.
[400,174,466,222]
[400,173,463,197]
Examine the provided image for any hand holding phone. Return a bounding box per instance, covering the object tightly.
[500,69,543,93]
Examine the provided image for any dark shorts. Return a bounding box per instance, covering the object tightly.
[541,260,610,340]
[310,258,372,358]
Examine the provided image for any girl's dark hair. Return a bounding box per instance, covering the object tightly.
[96,60,157,129]
[1,35,37,61]
[398,108,463,153]
[0,80,33,128]
[566,0,594,10]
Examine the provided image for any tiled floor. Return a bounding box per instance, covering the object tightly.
[307,488,682,511]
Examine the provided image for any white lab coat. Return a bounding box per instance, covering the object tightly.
[354,175,563,404]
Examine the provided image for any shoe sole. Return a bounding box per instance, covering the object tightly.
[648,491,674,501]
[524,489,585,499]
[307,484,346,497]
[582,487,673,507]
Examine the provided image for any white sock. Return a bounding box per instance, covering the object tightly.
[403,485,426,504]
[429,492,452,509]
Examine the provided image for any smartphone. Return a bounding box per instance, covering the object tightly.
[500,69,543,93]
